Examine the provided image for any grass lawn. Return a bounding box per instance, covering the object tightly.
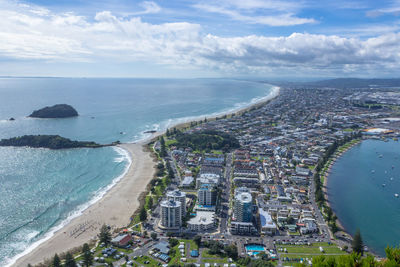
[278,243,347,260]
[203,258,229,263]
[166,139,178,147]
[136,255,160,266]
[201,249,228,259]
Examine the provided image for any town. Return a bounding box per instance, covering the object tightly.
[61,86,400,267]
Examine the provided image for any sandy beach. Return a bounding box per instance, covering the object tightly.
[12,142,156,267]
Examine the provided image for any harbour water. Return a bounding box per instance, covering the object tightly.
[0,78,276,265]
[328,139,400,256]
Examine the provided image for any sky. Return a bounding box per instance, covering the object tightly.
[1,0,400,78]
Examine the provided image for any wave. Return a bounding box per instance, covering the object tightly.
[4,147,132,267]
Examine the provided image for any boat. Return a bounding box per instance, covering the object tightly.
[371,170,375,173]
[395,194,399,198]
[379,154,383,158]
[382,184,386,187]
[390,177,394,181]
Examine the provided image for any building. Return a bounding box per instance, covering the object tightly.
[166,189,186,216]
[259,209,277,236]
[198,184,217,206]
[111,234,132,247]
[196,173,220,188]
[187,211,215,231]
[160,199,182,229]
[234,191,253,222]
[230,221,258,235]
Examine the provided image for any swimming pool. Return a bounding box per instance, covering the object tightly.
[245,244,266,256]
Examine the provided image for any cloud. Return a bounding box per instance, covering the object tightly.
[193,1,316,26]
[366,0,400,17]
[0,0,400,76]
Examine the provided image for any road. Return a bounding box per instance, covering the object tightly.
[219,152,233,234]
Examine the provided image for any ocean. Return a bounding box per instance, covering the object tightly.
[0,78,276,266]
[328,139,400,256]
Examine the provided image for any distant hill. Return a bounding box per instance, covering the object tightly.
[304,78,400,88]
[0,135,105,149]
[268,78,400,89]
[29,104,78,118]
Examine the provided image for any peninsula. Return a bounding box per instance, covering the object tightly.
[29,104,78,118]
[0,135,105,149]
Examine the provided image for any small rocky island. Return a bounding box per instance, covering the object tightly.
[0,135,108,149]
[29,104,78,118]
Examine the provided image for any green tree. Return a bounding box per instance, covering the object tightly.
[147,197,153,210]
[169,238,179,247]
[64,252,77,267]
[98,224,111,245]
[139,207,147,221]
[82,243,93,267]
[151,232,158,240]
[193,235,202,248]
[224,244,238,260]
[352,229,364,255]
[52,253,61,267]
[385,246,400,265]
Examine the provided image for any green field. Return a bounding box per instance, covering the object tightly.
[277,242,347,262]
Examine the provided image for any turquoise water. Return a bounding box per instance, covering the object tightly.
[245,244,266,251]
[328,139,400,256]
[0,78,275,265]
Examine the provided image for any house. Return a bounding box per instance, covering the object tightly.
[153,240,170,254]
[111,234,132,247]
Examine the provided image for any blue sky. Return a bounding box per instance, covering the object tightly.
[1,0,400,78]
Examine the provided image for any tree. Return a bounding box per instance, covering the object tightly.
[139,207,147,221]
[151,232,158,240]
[64,252,77,267]
[82,243,93,267]
[98,224,112,245]
[147,197,153,210]
[53,253,61,267]
[193,235,202,248]
[169,238,179,247]
[224,244,238,260]
[352,229,364,255]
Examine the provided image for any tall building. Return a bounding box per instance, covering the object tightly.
[234,191,253,222]
[166,189,186,216]
[198,184,217,206]
[160,199,182,229]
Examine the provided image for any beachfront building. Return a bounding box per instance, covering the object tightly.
[187,211,215,231]
[198,184,217,206]
[166,189,186,216]
[234,191,253,223]
[160,199,182,229]
[259,209,277,236]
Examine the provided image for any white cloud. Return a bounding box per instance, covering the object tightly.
[0,0,400,76]
[138,1,161,14]
[193,1,316,27]
[193,3,315,26]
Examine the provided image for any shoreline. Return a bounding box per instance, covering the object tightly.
[11,141,157,267]
[322,139,362,243]
[10,84,280,266]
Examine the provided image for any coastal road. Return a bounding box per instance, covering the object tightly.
[220,152,233,234]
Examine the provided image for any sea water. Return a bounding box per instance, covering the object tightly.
[0,78,275,265]
[328,139,400,256]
